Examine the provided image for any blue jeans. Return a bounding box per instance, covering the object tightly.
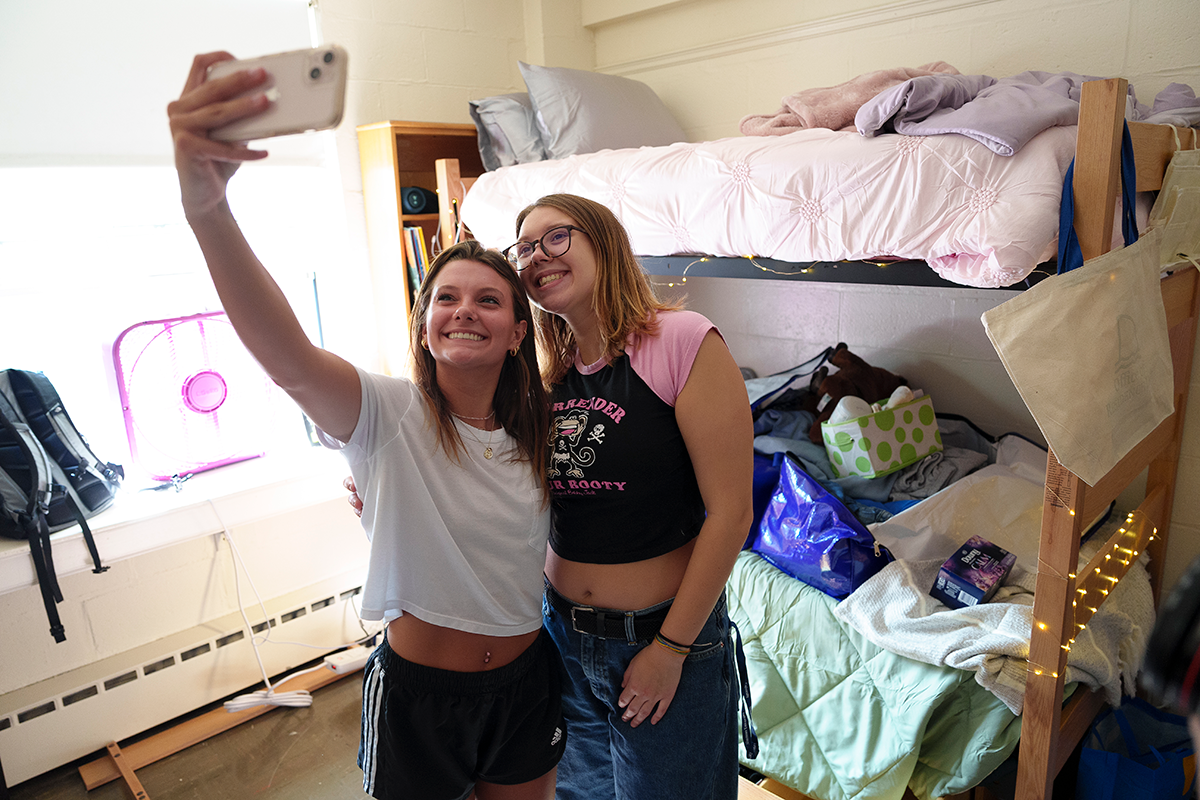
[543,587,740,800]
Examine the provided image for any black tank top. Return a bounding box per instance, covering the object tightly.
[547,354,705,564]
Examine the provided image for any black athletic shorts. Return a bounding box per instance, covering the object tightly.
[358,630,565,800]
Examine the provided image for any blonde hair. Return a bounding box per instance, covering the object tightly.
[408,241,549,496]
[514,194,680,383]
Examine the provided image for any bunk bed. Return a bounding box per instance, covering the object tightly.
[422,77,1198,800]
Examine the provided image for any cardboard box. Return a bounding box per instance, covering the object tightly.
[930,535,1017,609]
[821,394,942,479]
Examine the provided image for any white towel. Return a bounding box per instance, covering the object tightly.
[834,527,1155,715]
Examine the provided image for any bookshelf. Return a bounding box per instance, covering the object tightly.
[356,120,485,375]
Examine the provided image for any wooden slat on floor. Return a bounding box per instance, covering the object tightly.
[78,665,356,790]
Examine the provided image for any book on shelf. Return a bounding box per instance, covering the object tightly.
[401,227,421,308]
[405,227,431,282]
[415,228,430,282]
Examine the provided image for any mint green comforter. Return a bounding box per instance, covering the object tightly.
[728,551,1021,800]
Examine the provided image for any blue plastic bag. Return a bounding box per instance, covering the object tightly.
[1075,697,1196,800]
[743,450,784,550]
[751,452,893,599]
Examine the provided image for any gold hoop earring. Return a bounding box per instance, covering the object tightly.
[510,346,519,357]
[421,337,429,350]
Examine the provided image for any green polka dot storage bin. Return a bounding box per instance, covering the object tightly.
[821,394,943,479]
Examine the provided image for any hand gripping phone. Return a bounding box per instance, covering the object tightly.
[206,45,348,142]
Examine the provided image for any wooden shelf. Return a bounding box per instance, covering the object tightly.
[356,120,484,375]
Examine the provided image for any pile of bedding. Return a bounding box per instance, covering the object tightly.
[744,68,1200,156]
[728,551,1022,800]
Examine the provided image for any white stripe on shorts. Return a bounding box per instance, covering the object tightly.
[360,649,385,796]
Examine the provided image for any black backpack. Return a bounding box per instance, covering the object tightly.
[0,369,124,642]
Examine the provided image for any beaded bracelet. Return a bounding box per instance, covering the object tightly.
[654,631,691,657]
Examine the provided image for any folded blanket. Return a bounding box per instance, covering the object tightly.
[739,62,960,136]
[856,71,1200,156]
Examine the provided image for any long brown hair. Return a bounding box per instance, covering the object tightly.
[408,241,548,496]
[514,194,680,384]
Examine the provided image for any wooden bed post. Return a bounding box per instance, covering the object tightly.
[1014,78,1127,800]
[435,158,477,252]
[1070,79,1128,262]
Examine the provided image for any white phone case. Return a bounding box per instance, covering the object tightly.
[206,45,348,142]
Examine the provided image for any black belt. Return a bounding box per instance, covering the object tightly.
[545,582,670,641]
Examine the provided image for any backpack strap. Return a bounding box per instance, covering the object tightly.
[25,514,67,643]
[0,390,54,531]
[66,494,108,574]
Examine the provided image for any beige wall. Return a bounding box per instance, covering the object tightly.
[590,0,1200,142]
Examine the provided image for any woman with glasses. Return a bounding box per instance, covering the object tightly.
[507,194,755,799]
[169,53,564,800]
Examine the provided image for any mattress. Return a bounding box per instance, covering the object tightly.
[460,126,1079,288]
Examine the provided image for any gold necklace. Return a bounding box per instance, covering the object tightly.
[456,417,497,460]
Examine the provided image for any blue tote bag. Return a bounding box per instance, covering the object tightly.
[1075,697,1196,800]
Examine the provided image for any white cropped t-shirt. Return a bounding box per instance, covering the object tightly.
[318,368,549,636]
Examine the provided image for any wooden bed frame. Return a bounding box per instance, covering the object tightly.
[430,77,1199,800]
[1015,78,1198,800]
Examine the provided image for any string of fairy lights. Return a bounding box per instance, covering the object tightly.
[1028,508,1157,680]
[648,255,905,288]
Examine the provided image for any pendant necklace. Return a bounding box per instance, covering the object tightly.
[455,411,497,460]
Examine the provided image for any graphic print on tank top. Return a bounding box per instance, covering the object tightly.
[549,409,598,479]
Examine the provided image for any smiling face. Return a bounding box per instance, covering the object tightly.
[422,259,526,372]
[516,206,598,325]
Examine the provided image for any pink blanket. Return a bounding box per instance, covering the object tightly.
[740,62,960,135]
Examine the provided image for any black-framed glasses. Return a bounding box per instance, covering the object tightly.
[502,225,586,270]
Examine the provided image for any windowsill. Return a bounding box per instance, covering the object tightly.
[0,446,353,596]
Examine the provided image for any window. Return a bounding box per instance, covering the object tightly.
[1,0,346,482]
[0,160,347,475]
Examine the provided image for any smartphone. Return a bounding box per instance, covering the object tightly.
[206,45,348,142]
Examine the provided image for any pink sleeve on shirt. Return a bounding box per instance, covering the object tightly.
[628,310,720,407]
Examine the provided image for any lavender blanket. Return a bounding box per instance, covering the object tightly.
[856,71,1200,156]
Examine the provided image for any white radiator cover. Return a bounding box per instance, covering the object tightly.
[0,571,376,787]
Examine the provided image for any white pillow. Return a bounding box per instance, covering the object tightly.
[519,62,687,159]
[468,93,548,171]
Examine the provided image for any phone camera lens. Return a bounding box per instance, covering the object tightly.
[323,51,334,64]
[310,67,322,80]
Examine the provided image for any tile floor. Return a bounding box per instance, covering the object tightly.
[4,669,367,799]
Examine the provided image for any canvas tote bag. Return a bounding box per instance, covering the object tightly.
[981,226,1174,486]
[1148,144,1200,269]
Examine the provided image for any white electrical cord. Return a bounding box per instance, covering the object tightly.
[209,500,319,711]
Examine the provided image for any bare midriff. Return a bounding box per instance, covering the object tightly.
[545,538,697,610]
[386,614,540,672]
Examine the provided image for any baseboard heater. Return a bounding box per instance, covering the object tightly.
[0,571,373,787]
